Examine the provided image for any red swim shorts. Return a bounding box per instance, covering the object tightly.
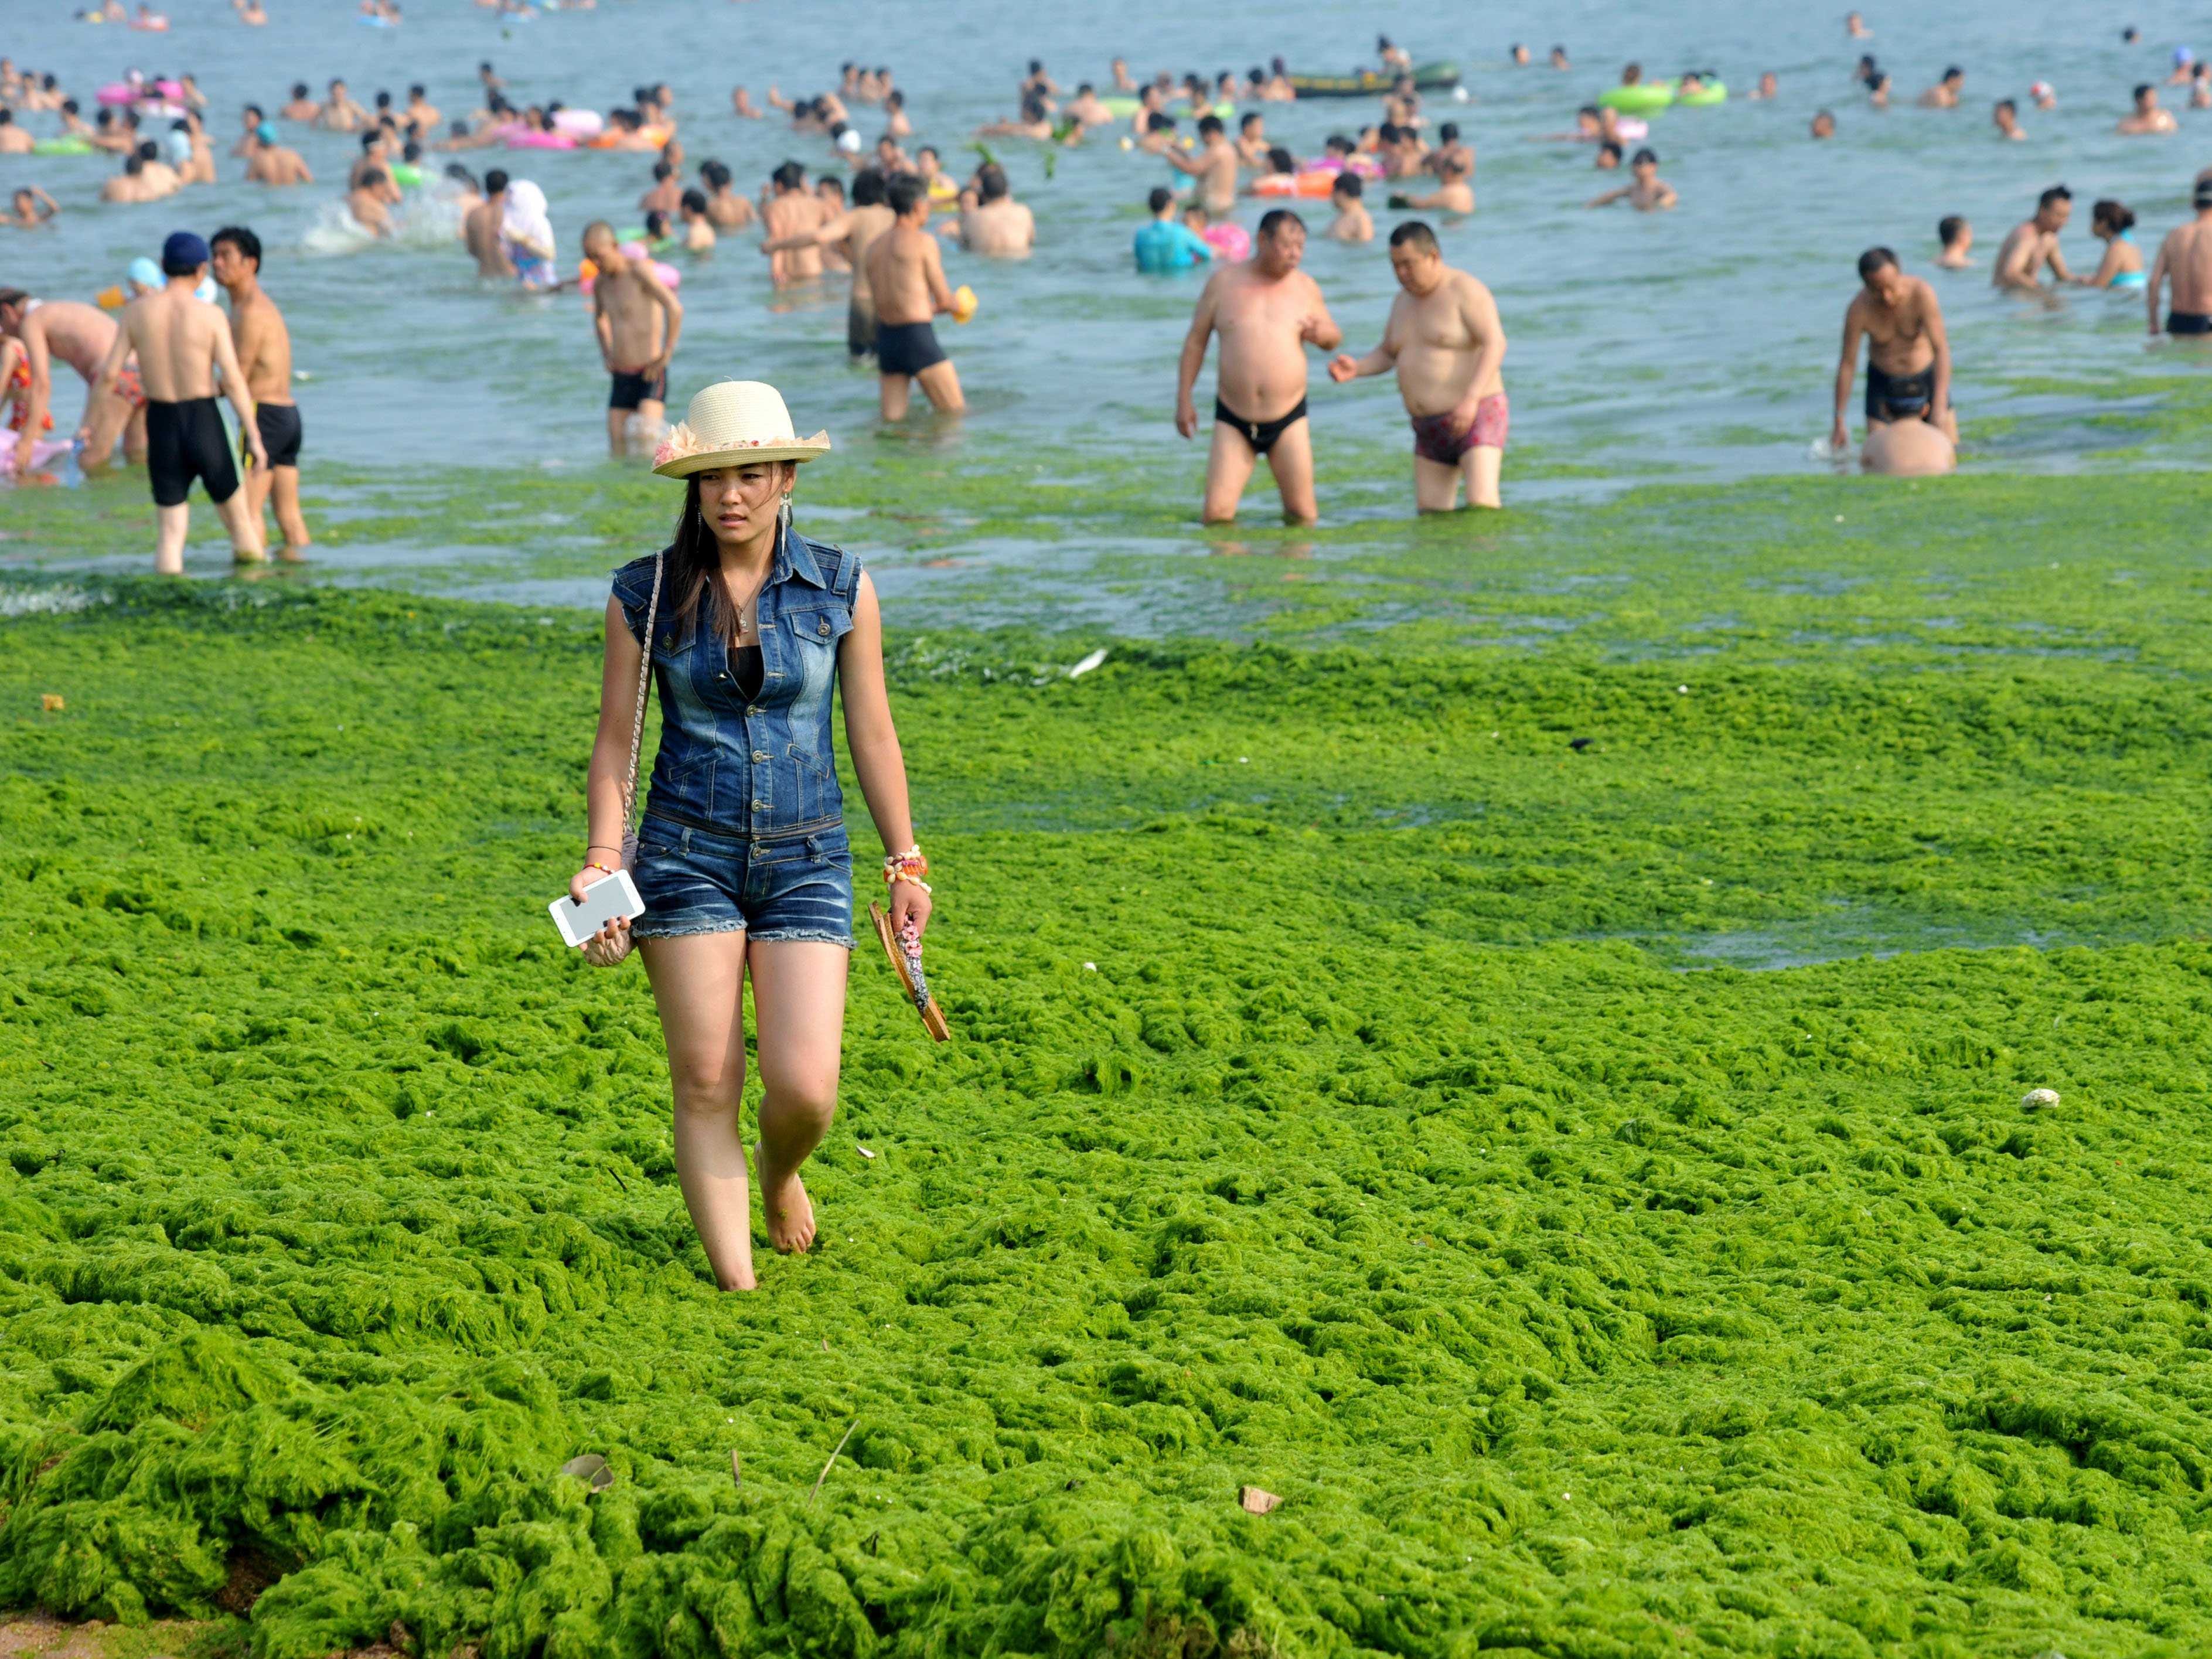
[1409,390,1508,464]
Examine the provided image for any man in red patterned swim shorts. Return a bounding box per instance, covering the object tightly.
[1327,220,1510,510]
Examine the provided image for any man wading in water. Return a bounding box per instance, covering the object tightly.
[1174,209,1340,524]
[581,220,683,455]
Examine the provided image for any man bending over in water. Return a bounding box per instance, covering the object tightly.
[1174,209,1341,525]
[90,231,268,571]
[1832,246,1957,466]
[942,163,1034,256]
[212,224,309,561]
[2146,168,2212,336]
[581,222,682,455]
[1992,185,2073,288]
[863,173,964,420]
[1,287,146,474]
[1328,221,1509,510]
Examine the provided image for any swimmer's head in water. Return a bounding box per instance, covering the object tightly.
[2036,183,2073,226]
[1511,43,1528,62]
[1596,141,1623,168]
[817,176,844,202]
[1197,115,1224,139]
[1631,147,1658,171]
[1439,122,1459,143]
[771,160,806,192]
[2092,198,2135,236]
[850,170,885,207]
[2194,170,2212,208]
[1857,246,1899,280]
[1148,185,1174,214]
[1332,172,1364,199]
[255,121,277,145]
[1263,146,1294,175]
[484,168,508,195]
[1938,214,1968,247]
[1942,66,1964,86]
[2133,83,2156,108]
[976,163,1008,203]
[1622,62,1642,85]
[1240,112,1262,133]
[291,81,308,100]
[1812,110,1837,137]
[1326,134,1355,156]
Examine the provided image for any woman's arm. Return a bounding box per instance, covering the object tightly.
[572,594,646,911]
[839,573,932,937]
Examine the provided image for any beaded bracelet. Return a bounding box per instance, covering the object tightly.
[583,860,618,878]
[882,846,932,894]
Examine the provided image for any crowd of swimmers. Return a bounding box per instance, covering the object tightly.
[6,16,2212,565]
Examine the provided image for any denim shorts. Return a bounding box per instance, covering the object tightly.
[628,816,854,946]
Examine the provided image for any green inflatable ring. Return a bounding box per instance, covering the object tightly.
[33,137,96,155]
[1675,81,1727,106]
[1597,83,1674,112]
[389,161,423,188]
[1099,95,1229,118]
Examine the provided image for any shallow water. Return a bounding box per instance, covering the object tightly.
[6,0,2212,498]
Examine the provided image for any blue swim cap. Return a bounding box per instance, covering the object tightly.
[160,229,210,274]
[256,120,277,144]
[127,255,162,289]
[2179,46,2197,64]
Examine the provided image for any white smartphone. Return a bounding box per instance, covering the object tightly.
[550,869,646,948]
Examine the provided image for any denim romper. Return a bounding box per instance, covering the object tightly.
[609,527,861,946]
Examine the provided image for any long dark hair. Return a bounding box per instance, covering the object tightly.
[664,467,790,645]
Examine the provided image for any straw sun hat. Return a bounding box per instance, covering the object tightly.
[650,380,832,478]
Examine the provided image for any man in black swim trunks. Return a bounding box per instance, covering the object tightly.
[91,230,267,573]
[1175,209,1341,524]
[1832,246,1957,453]
[861,173,965,420]
[212,224,311,561]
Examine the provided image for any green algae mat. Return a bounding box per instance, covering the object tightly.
[5,473,2212,1658]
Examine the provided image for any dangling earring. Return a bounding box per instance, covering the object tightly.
[779,495,793,538]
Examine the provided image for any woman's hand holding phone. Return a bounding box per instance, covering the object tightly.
[571,864,632,964]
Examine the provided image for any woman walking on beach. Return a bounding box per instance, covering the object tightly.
[570,380,931,1291]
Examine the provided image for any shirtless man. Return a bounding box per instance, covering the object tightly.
[1235,113,1270,167]
[1175,210,1341,525]
[280,82,318,122]
[731,86,763,119]
[697,160,755,229]
[2116,84,2178,135]
[245,123,312,185]
[862,174,963,420]
[943,164,1034,256]
[1328,223,1508,510]
[465,169,516,275]
[1832,246,1958,458]
[1,289,145,474]
[1165,114,1239,217]
[1327,173,1373,243]
[639,160,681,218]
[762,168,893,357]
[580,222,683,455]
[1992,98,2025,140]
[1066,85,1113,130]
[103,153,163,205]
[0,110,36,155]
[1935,214,1974,268]
[761,162,830,285]
[1919,67,1964,108]
[405,84,441,132]
[1587,148,1677,210]
[317,78,368,132]
[1390,154,1474,215]
[1427,122,1475,178]
[2146,169,2212,336]
[212,224,309,560]
[1991,185,2074,288]
[89,233,267,570]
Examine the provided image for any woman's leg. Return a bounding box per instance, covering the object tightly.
[640,932,756,1290]
[745,940,850,1253]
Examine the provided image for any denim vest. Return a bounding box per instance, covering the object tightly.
[610,527,861,841]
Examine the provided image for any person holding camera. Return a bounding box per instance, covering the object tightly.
[569,379,931,1292]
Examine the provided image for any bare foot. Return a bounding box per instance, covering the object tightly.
[276,546,309,564]
[753,1139,817,1253]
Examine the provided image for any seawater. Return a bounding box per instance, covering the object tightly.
[5,0,2210,486]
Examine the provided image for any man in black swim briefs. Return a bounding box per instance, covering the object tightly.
[2147,169,2212,337]
[91,230,267,573]
[1175,209,1341,524]
[1832,245,1958,452]
[860,175,965,420]
[212,224,312,562]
